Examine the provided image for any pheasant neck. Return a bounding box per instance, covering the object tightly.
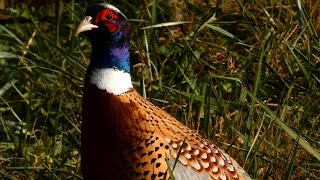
[89,38,130,72]
[87,40,132,95]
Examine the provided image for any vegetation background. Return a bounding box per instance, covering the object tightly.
[0,0,319,179]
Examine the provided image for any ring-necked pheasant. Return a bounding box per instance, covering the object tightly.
[76,3,251,180]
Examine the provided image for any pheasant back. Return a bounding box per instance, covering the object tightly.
[82,83,249,180]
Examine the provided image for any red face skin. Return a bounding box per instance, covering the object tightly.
[95,9,119,33]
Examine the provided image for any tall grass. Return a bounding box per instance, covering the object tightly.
[0,0,319,179]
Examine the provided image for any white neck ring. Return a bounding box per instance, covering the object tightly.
[89,68,133,95]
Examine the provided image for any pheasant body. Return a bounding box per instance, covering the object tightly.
[77,3,251,180]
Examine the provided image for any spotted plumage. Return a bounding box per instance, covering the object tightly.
[77,3,251,180]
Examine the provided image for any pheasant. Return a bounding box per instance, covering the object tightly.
[76,3,251,180]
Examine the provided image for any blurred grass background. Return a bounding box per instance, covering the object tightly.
[0,0,319,179]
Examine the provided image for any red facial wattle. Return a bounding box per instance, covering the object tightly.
[95,9,118,33]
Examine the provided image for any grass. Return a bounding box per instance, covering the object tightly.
[0,0,319,179]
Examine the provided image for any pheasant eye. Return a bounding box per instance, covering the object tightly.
[95,9,119,33]
[106,13,113,20]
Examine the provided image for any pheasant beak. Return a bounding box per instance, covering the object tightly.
[75,16,99,36]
